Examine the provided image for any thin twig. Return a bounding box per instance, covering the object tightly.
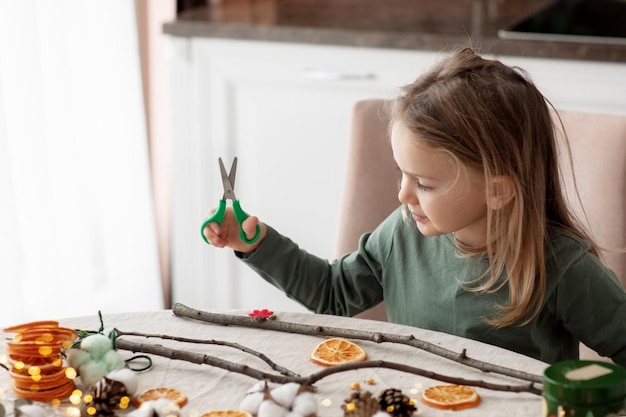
[172,303,543,384]
[114,338,542,395]
[113,329,299,377]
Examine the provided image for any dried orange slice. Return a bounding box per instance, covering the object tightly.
[11,378,75,402]
[310,338,367,366]
[14,327,77,342]
[201,411,252,417]
[421,384,480,410]
[134,387,188,407]
[4,321,59,333]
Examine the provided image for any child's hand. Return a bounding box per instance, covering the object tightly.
[201,207,266,253]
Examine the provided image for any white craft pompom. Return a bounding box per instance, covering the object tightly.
[270,383,300,407]
[106,367,138,395]
[257,399,288,417]
[373,412,389,417]
[291,391,318,416]
[240,391,265,414]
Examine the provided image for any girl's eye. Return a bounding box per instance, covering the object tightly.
[417,181,433,191]
[399,171,434,191]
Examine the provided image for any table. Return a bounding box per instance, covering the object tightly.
[0,308,548,416]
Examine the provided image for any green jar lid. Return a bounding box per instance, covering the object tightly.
[543,360,626,405]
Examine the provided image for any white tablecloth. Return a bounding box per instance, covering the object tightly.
[0,309,548,416]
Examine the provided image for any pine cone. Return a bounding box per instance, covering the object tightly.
[342,390,380,417]
[378,388,417,417]
[81,377,130,416]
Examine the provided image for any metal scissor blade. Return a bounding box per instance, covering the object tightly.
[228,157,238,190]
[219,157,237,201]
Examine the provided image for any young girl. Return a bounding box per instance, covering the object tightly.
[202,48,626,367]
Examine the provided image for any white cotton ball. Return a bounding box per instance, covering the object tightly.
[125,407,154,417]
[79,360,110,387]
[80,334,113,359]
[373,412,389,417]
[127,399,180,417]
[152,398,181,417]
[15,404,47,417]
[66,348,92,369]
[247,379,273,394]
[102,349,126,372]
[285,412,304,417]
[291,391,318,416]
[106,367,139,395]
[240,391,265,414]
[270,383,301,407]
[136,401,160,411]
[257,399,288,417]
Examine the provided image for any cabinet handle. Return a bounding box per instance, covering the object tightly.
[301,68,377,81]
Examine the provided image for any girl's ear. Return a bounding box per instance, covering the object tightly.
[487,176,515,210]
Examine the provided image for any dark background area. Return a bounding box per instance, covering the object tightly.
[178,0,207,14]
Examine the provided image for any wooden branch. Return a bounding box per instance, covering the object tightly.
[172,303,543,384]
[114,338,542,396]
[113,329,299,377]
[305,360,542,395]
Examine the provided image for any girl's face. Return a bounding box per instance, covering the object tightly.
[391,120,489,248]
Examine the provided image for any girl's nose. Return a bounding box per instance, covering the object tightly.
[398,175,418,206]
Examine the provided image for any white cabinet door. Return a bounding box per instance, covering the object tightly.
[168,38,437,312]
[499,56,626,115]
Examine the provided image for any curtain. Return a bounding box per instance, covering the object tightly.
[0,0,163,327]
[135,0,176,308]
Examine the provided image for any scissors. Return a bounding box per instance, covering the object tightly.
[200,157,261,245]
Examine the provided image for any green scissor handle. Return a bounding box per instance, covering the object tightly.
[232,200,261,244]
[200,199,226,244]
[200,199,260,245]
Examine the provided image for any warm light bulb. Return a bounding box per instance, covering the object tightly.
[64,406,81,416]
[38,346,53,356]
[37,333,54,343]
[65,367,77,379]
[69,392,82,405]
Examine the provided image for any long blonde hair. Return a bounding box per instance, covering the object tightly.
[390,48,600,328]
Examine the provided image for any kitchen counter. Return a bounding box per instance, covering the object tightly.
[163,0,626,63]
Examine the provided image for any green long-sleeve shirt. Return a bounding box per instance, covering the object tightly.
[238,207,626,366]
